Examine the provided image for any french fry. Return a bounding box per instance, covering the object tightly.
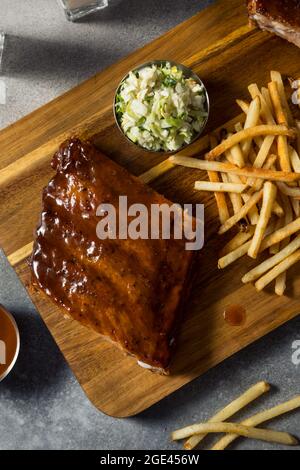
[235,122,243,133]
[219,190,263,235]
[253,135,275,169]
[272,200,284,218]
[248,183,277,259]
[260,216,300,251]
[246,154,278,193]
[261,86,273,113]
[194,181,246,193]
[226,134,245,168]
[169,156,300,183]
[269,216,283,255]
[291,198,300,217]
[275,265,287,296]
[212,395,300,450]
[218,241,252,269]
[242,235,300,284]
[208,169,230,223]
[172,422,297,446]
[184,381,270,450]
[218,221,275,269]
[248,83,276,125]
[270,71,294,126]
[268,81,292,172]
[296,120,300,157]
[224,165,256,222]
[268,81,287,125]
[290,146,300,173]
[277,181,300,199]
[249,146,258,164]
[275,196,294,295]
[241,193,260,225]
[236,99,250,115]
[205,125,295,161]
[242,97,261,158]
[255,250,300,291]
[222,172,243,214]
[208,134,230,224]
[220,227,255,257]
[278,136,292,173]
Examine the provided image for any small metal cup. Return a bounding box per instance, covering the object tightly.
[114,60,210,154]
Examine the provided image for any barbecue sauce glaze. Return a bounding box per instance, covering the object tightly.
[31,139,195,372]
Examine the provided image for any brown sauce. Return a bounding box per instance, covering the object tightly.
[223,305,247,327]
[0,306,19,379]
[30,138,195,371]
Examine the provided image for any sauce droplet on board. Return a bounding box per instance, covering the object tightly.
[223,305,247,326]
[0,306,19,380]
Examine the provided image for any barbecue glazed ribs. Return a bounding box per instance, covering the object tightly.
[31,139,195,374]
[247,0,300,48]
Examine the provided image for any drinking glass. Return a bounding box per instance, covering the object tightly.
[59,0,108,21]
[0,32,4,72]
[0,32,5,105]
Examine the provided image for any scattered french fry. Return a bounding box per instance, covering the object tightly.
[222,172,243,214]
[270,71,294,126]
[194,181,246,193]
[208,170,230,223]
[246,154,278,193]
[208,134,230,224]
[218,241,252,269]
[269,216,283,255]
[261,86,273,114]
[218,191,263,235]
[241,193,260,224]
[255,249,300,291]
[211,395,300,450]
[184,381,270,450]
[290,147,300,173]
[242,235,300,284]
[205,125,295,161]
[172,422,297,447]
[253,135,275,169]
[242,97,261,158]
[277,181,300,199]
[268,81,287,125]
[260,216,300,252]
[236,99,250,115]
[291,198,300,217]
[275,195,294,295]
[248,83,276,125]
[169,156,300,183]
[220,227,255,257]
[248,182,277,259]
[269,81,292,172]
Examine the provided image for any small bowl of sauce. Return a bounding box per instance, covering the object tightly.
[223,304,247,327]
[0,305,20,382]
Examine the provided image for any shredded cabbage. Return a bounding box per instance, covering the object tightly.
[115,62,208,152]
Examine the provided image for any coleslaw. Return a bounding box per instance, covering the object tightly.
[115,62,208,152]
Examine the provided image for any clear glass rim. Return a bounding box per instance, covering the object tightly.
[0,32,5,75]
[58,0,108,21]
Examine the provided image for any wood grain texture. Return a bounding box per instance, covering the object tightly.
[1,0,300,417]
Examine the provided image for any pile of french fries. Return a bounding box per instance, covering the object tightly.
[171,382,300,450]
[169,71,300,296]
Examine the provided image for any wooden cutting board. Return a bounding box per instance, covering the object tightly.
[1,0,300,418]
